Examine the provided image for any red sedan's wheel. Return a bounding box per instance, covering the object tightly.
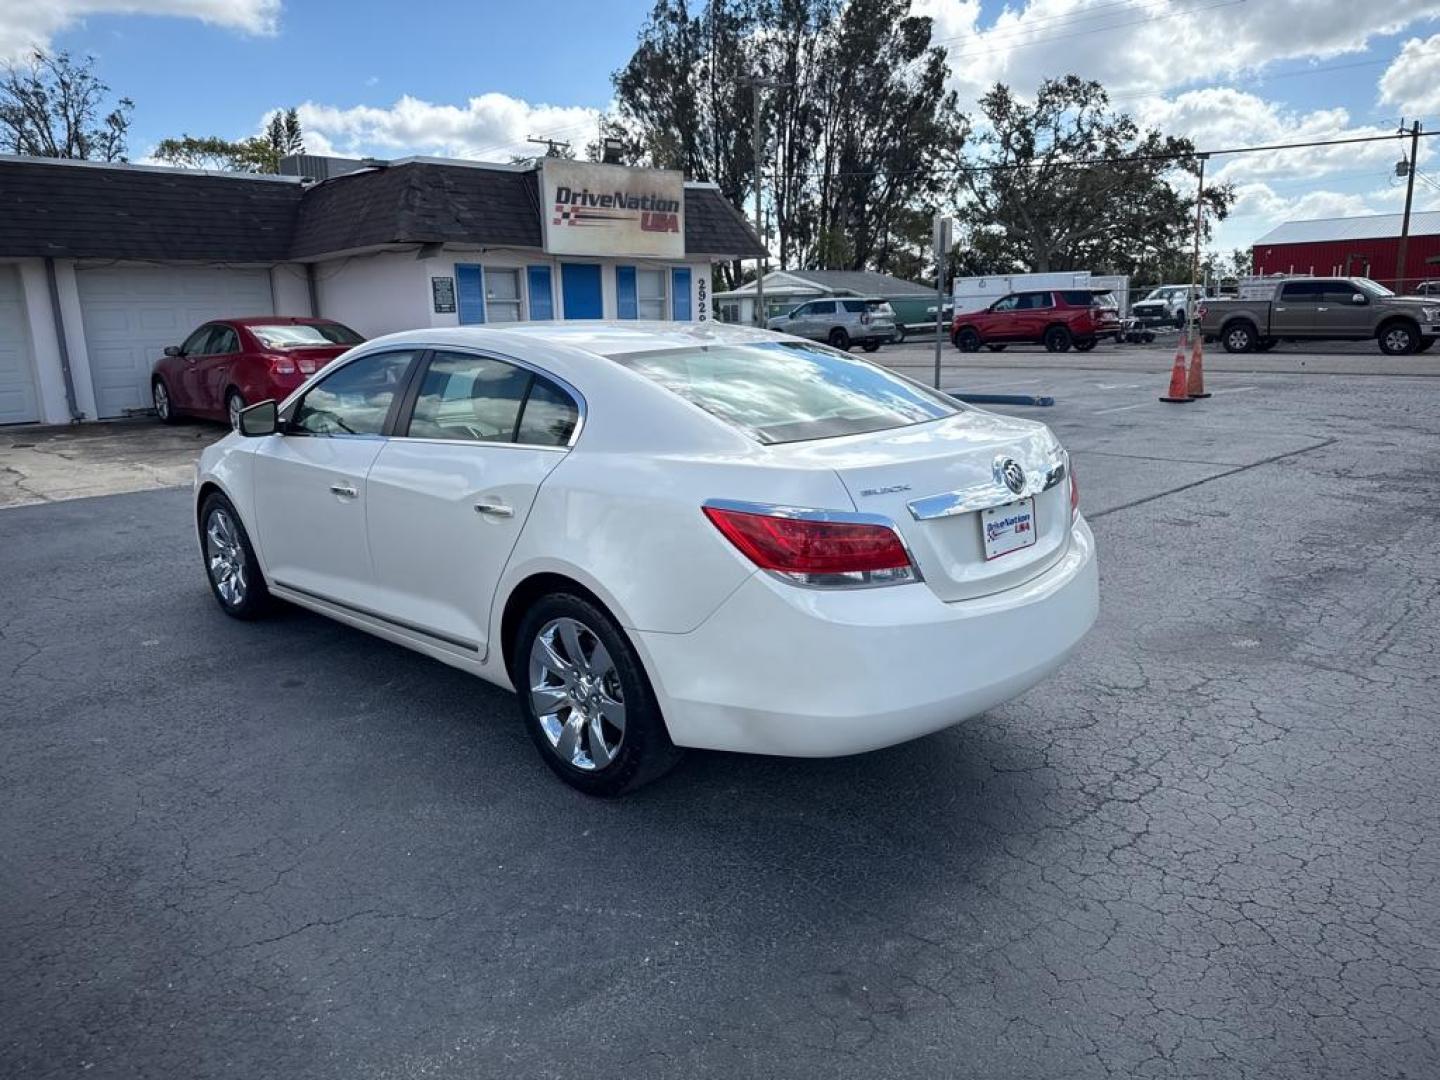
[152,378,179,425]
[225,389,246,431]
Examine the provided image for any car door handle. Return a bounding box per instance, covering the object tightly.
[474,501,514,518]
[329,483,359,499]
[1316,306,1328,312]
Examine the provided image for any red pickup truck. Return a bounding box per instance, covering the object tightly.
[952,289,1120,353]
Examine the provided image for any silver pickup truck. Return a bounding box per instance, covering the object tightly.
[1198,277,1440,355]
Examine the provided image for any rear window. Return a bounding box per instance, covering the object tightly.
[611,340,959,445]
[250,322,364,348]
[1061,290,1111,305]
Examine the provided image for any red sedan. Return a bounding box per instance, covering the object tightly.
[151,317,365,428]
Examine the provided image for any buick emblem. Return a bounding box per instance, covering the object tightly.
[998,458,1026,495]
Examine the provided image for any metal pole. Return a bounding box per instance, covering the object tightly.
[1188,153,1208,335]
[752,82,766,327]
[1395,120,1421,294]
[933,214,946,389]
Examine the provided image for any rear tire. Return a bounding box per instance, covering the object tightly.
[1043,325,1072,353]
[893,325,906,343]
[514,593,682,797]
[1378,320,1420,356]
[955,328,981,352]
[1074,338,1097,352]
[862,341,880,353]
[985,343,1007,353]
[1221,322,1256,353]
[199,492,272,620]
[827,328,851,351]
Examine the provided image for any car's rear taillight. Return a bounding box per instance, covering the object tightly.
[296,357,320,375]
[703,503,918,588]
[269,356,297,375]
[1069,467,1080,522]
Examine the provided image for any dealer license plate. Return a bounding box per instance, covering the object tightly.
[981,498,1037,560]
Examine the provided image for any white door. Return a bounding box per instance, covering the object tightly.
[364,349,580,655]
[251,349,418,608]
[0,266,39,425]
[77,266,272,419]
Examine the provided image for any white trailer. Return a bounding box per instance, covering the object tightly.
[953,271,1131,315]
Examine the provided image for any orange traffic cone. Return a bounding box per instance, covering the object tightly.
[1185,331,1211,399]
[1160,332,1193,403]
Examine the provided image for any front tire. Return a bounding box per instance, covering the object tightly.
[955,328,981,352]
[153,378,179,424]
[862,341,880,353]
[1378,321,1419,356]
[515,593,682,796]
[225,388,246,431]
[199,492,272,620]
[827,328,851,351]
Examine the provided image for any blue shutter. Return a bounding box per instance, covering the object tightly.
[671,268,692,321]
[616,265,638,319]
[456,264,486,324]
[527,266,554,320]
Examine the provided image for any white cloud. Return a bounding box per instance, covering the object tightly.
[1379,33,1440,116]
[0,0,278,61]
[913,0,1439,101]
[295,94,602,161]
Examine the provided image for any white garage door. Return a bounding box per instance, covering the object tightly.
[0,266,40,425]
[78,266,273,419]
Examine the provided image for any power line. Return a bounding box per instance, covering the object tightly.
[769,129,1440,181]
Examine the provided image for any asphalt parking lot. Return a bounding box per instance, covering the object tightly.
[3,346,1438,1078]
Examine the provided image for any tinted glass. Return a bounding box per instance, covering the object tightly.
[406,351,530,442]
[251,323,363,348]
[207,326,239,354]
[1018,292,1052,309]
[1320,282,1366,303]
[516,378,580,447]
[1280,281,1323,301]
[292,350,414,435]
[1060,290,1093,305]
[810,301,837,314]
[181,326,215,355]
[612,340,959,445]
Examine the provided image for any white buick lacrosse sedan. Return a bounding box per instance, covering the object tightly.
[196,322,1098,795]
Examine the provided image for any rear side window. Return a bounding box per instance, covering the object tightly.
[810,301,837,314]
[611,340,959,445]
[1280,282,1323,302]
[1017,292,1052,309]
[842,300,866,313]
[516,379,580,447]
[1060,291,1095,305]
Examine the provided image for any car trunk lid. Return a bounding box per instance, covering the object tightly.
[767,411,1071,602]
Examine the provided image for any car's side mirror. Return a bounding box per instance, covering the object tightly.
[237,399,278,437]
[163,345,182,357]
[1350,293,1367,305]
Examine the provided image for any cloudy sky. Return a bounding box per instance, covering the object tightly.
[4,0,1438,254]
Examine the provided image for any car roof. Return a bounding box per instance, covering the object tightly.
[219,316,351,327]
[394,320,784,360]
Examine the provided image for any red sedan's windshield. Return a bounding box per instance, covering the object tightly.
[250,323,364,349]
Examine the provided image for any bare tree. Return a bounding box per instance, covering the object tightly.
[0,50,133,161]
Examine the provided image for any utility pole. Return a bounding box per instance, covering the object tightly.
[1188,153,1209,335]
[742,76,785,327]
[526,135,571,158]
[932,213,952,389]
[1395,119,1422,294]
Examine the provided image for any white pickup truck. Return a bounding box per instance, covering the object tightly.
[1130,285,1208,328]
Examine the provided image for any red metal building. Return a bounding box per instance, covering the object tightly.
[1252,210,1440,292]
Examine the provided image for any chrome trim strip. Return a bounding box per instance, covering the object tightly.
[907,453,1068,521]
[701,498,924,588]
[275,580,480,653]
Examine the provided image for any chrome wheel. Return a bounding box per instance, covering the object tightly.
[205,508,247,606]
[153,381,170,420]
[227,393,244,431]
[528,616,626,771]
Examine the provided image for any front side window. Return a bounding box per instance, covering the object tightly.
[612,340,959,445]
[291,350,415,436]
[636,268,667,320]
[991,295,1019,312]
[181,325,216,355]
[485,268,522,323]
[206,326,239,355]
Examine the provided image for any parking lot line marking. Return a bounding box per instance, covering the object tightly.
[1095,383,1141,390]
[1093,402,1149,415]
[1089,438,1337,521]
[1210,385,1259,394]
